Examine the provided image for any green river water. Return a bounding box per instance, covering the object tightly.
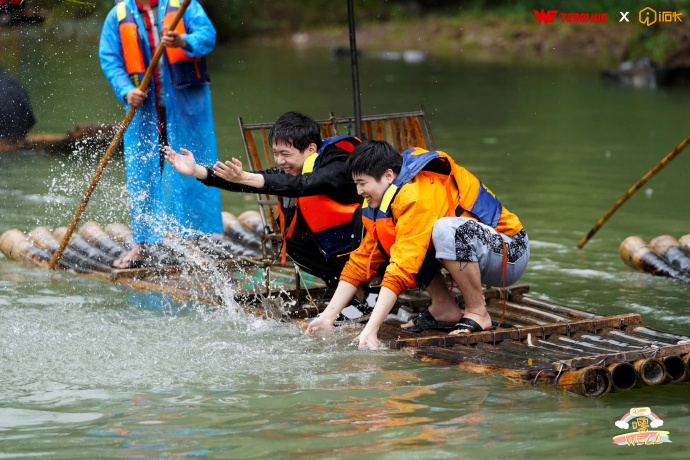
[1,18,689,459]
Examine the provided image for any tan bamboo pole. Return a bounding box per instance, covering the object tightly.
[577,133,690,249]
[49,0,192,269]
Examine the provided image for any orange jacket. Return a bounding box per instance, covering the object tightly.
[340,147,522,296]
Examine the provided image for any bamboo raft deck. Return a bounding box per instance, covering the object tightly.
[2,220,689,398]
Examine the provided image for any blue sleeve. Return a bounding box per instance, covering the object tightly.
[99,7,136,103]
[181,0,216,57]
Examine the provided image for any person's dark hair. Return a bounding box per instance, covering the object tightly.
[269,111,322,151]
[347,140,402,179]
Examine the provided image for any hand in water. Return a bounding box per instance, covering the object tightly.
[305,315,335,335]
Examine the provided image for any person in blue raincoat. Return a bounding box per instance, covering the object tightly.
[99,0,222,268]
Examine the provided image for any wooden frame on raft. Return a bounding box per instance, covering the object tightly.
[236,107,435,301]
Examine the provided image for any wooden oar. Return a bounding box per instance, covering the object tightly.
[49,0,191,269]
[577,133,690,249]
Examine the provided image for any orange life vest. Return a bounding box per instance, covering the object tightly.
[278,136,361,260]
[116,0,209,89]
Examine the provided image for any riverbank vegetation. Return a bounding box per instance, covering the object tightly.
[23,0,690,65]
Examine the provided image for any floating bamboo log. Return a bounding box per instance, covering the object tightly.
[222,212,263,253]
[662,355,687,383]
[632,358,667,386]
[556,366,612,397]
[606,362,637,391]
[28,226,111,272]
[237,210,264,234]
[53,226,117,266]
[78,221,127,259]
[619,235,690,283]
[649,234,690,273]
[0,229,52,268]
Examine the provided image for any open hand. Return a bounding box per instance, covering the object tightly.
[164,146,197,176]
[213,158,246,183]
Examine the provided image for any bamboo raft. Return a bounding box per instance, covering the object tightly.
[3,109,689,397]
[620,234,690,283]
[0,210,331,309]
[2,217,689,398]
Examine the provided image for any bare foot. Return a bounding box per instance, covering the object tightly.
[113,244,141,269]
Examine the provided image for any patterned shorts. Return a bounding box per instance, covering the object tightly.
[432,217,530,286]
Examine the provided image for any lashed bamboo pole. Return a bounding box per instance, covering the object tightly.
[48,0,192,269]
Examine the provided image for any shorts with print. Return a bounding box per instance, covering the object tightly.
[432,217,530,287]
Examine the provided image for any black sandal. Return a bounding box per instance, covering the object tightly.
[451,318,494,333]
[401,308,459,333]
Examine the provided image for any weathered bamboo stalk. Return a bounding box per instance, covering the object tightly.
[606,362,637,391]
[222,211,263,253]
[556,366,612,397]
[678,234,690,254]
[496,337,578,361]
[53,227,117,266]
[630,326,690,344]
[0,229,52,268]
[78,221,127,259]
[411,345,560,387]
[552,342,690,371]
[607,329,675,347]
[574,332,648,352]
[555,331,650,357]
[682,353,690,381]
[649,234,690,273]
[486,299,572,324]
[516,296,600,320]
[533,339,591,357]
[632,358,667,386]
[662,355,687,383]
[28,226,111,272]
[619,236,690,282]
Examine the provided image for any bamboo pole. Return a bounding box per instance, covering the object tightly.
[48,0,192,269]
[577,133,690,249]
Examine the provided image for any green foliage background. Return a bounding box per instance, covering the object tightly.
[21,0,690,63]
